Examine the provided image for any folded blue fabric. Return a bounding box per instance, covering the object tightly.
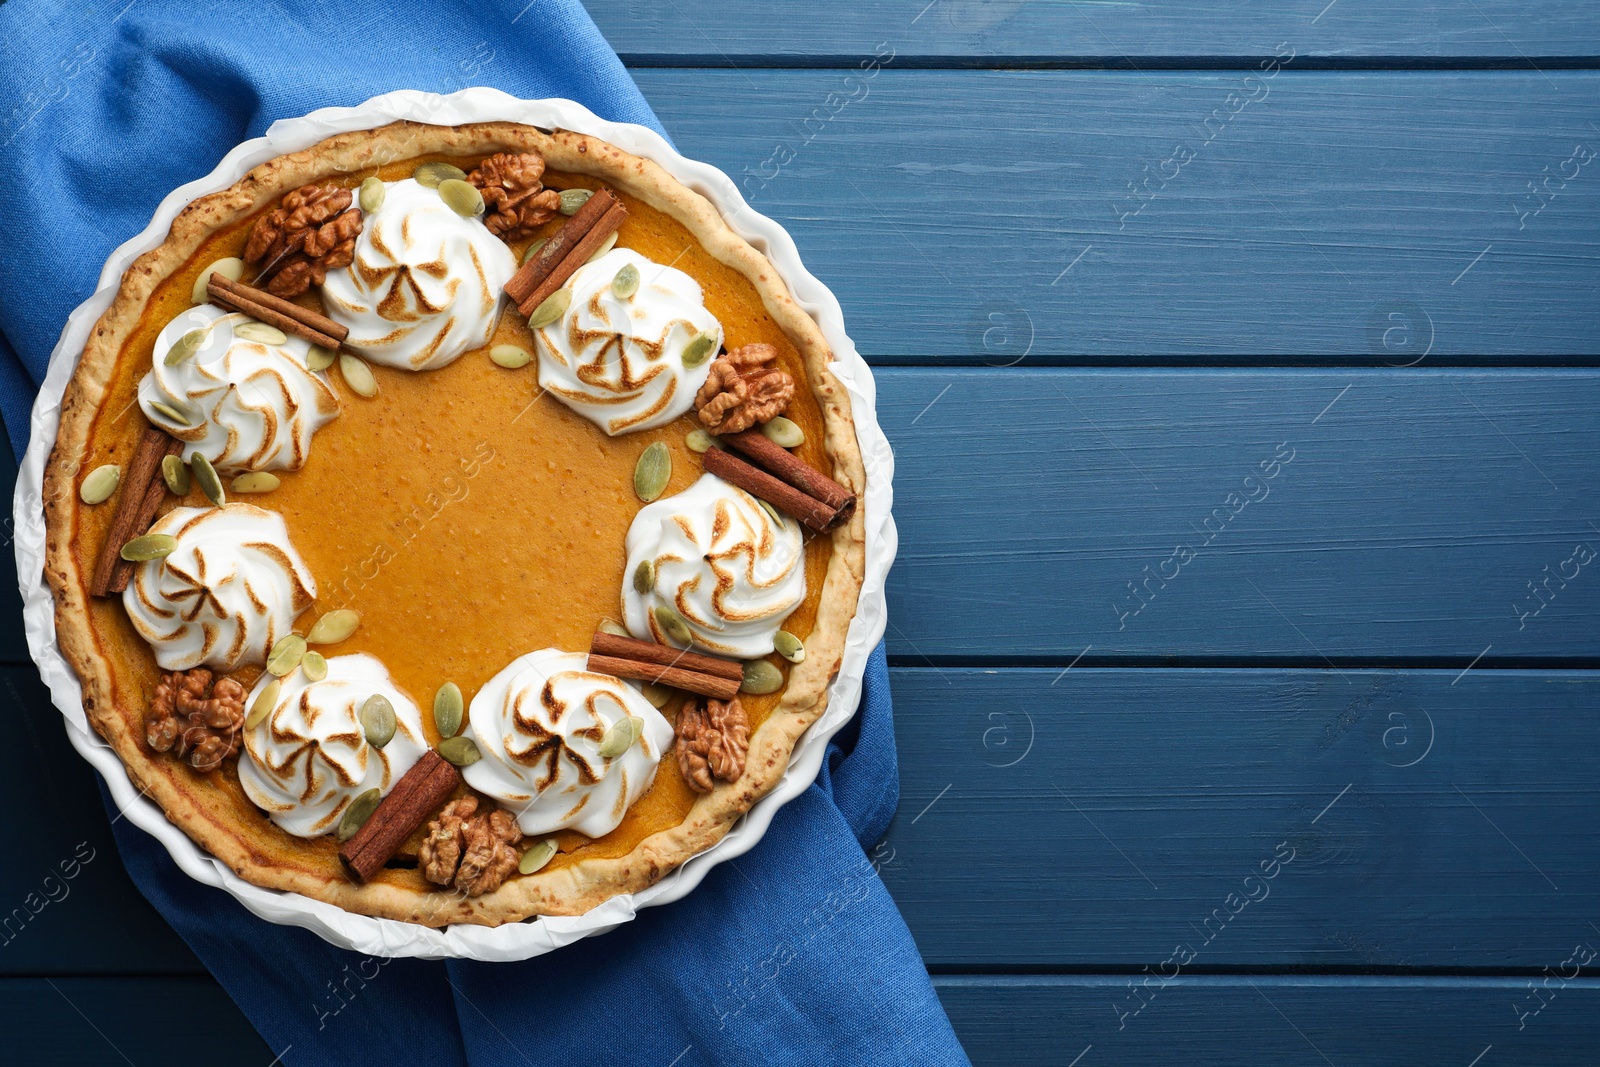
[0,2,969,1063]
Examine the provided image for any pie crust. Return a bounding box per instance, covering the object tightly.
[41,121,867,926]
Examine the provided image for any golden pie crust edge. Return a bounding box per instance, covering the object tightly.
[41,120,868,927]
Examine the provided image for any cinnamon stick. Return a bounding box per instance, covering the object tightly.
[590,632,744,681]
[587,654,742,701]
[515,203,629,318]
[207,275,347,349]
[89,429,184,598]
[720,429,856,515]
[504,188,621,307]
[339,750,462,883]
[703,446,849,533]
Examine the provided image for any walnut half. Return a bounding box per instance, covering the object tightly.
[694,343,796,435]
[467,152,562,241]
[146,669,246,772]
[419,796,523,897]
[243,184,363,298]
[676,696,750,794]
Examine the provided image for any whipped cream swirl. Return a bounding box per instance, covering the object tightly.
[622,473,805,658]
[533,247,721,435]
[139,304,339,473]
[238,654,428,838]
[461,649,673,838]
[321,179,517,370]
[123,504,317,672]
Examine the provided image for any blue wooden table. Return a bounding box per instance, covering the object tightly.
[6,3,1600,1063]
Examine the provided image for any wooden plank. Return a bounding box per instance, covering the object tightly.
[633,70,1600,360]
[597,2,1600,63]
[883,668,1600,968]
[878,367,1600,662]
[4,978,268,1063]
[8,974,1600,1065]
[935,975,1600,1066]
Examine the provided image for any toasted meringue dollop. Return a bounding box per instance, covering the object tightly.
[123,504,317,672]
[622,473,805,658]
[321,178,517,371]
[532,247,722,435]
[461,649,673,838]
[238,654,428,838]
[139,304,339,473]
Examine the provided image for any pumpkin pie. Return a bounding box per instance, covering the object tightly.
[41,121,867,927]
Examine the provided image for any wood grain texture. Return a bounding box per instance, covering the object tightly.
[633,70,1600,360]
[6,974,1599,1065]
[594,1,1600,63]
[883,668,1600,968]
[4,979,270,1063]
[878,368,1600,662]
[935,975,1600,1066]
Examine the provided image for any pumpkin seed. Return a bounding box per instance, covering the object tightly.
[413,161,466,189]
[301,650,328,682]
[438,178,485,218]
[756,498,786,529]
[149,400,193,427]
[639,682,672,708]
[434,682,464,739]
[489,344,531,369]
[634,441,670,502]
[598,619,631,638]
[526,287,572,329]
[773,630,806,663]
[164,327,209,366]
[680,331,717,369]
[654,605,693,647]
[306,609,360,645]
[598,715,643,758]
[438,735,481,767]
[359,694,397,749]
[161,454,190,496]
[120,533,177,562]
[337,788,382,842]
[611,262,640,299]
[235,321,288,346]
[761,416,804,448]
[190,453,224,505]
[339,353,378,398]
[741,659,784,695]
[230,471,280,494]
[520,237,548,265]
[358,176,385,213]
[585,231,618,263]
[558,188,592,215]
[190,257,245,304]
[246,677,280,730]
[79,464,120,505]
[266,633,307,677]
[306,344,337,371]
[632,558,655,594]
[519,838,558,875]
[685,429,720,454]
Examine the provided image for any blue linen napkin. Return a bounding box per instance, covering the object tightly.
[0,2,970,1063]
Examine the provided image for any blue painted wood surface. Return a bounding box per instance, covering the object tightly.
[7,4,1600,1064]
[632,70,1600,361]
[588,1,1600,63]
